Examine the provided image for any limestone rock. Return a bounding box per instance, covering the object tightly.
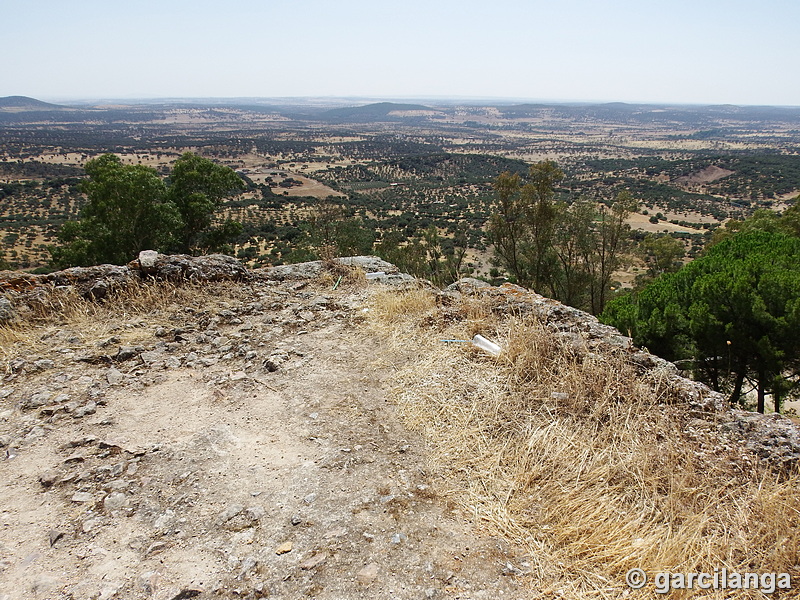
[275,541,293,555]
[356,562,379,585]
[138,250,159,273]
[0,297,16,323]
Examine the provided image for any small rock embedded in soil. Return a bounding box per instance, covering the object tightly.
[106,368,124,386]
[300,552,328,570]
[391,532,407,544]
[48,529,65,546]
[39,470,60,487]
[275,541,293,555]
[356,562,379,585]
[103,492,129,511]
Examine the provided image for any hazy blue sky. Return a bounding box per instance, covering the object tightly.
[3,0,798,105]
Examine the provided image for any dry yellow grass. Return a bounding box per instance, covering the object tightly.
[367,287,800,599]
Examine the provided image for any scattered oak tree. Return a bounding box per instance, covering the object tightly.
[51,154,178,267]
[51,153,245,267]
[167,152,246,253]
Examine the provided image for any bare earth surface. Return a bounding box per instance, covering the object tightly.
[0,278,525,600]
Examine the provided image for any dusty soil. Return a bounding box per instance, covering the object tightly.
[0,278,526,600]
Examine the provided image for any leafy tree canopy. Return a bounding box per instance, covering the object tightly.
[167,152,246,253]
[51,153,245,267]
[602,229,800,412]
[488,162,636,313]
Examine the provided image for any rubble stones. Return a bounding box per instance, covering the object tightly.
[0,296,17,323]
[357,562,379,585]
[0,253,250,316]
[138,250,159,273]
[0,256,798,598]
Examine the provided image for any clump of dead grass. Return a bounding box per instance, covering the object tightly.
[318,259,367,289]
[367,287,800,599]
[366,287,438,325]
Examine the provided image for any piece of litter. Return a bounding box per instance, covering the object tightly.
[472,334,502,356]
[332,275,343,290]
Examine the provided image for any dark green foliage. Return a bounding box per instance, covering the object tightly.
[602,230,800,412]
[51,153,244,267]
[51,154,178,267]
[0,161,83,179]
[167,152,246,253]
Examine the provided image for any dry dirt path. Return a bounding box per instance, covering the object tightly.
[0,277,526,600]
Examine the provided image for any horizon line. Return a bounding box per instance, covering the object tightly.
[13,94,800,110]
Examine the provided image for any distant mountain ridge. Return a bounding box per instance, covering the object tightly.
[0,96,65,110]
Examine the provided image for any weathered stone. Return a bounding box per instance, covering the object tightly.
[257,256,398,281]
[275,541,293,555]
[0,297,16,323]
[138,250,159,273]
[21,391,51,409]
[71,492,95,503]
[445,278,492,293]
[39,470,60,487]
[103,492,130,511]
[24,426,46,443]
[48,529,65,546]
[215,504,244,526]
[73,401,97,418]
[300,552,328,570]
[98,336,120,348]
[82,518,103,533]
[115,346,143,361]
[356,562,379,585]
[106,368,124,386]
[140,350,162,364]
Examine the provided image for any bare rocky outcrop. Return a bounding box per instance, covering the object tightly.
[2,256,798,469]
[0,254,423,324]
[0,253,250,322]
[256,255,419,287]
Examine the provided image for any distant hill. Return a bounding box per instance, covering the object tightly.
[320,102,436,122]
[0,96,65,110]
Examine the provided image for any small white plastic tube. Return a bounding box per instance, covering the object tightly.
[472,334,502,356]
